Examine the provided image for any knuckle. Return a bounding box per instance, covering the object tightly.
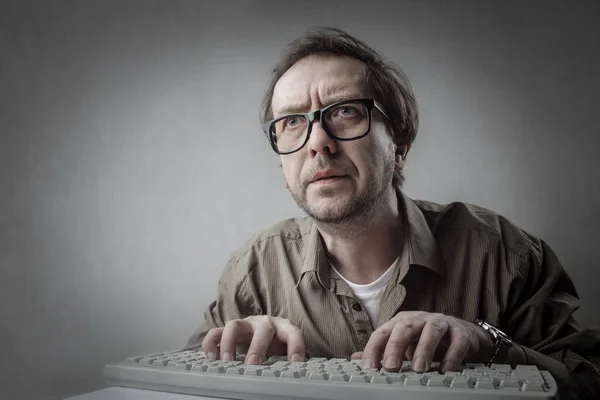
[224,319,242,329]
[401,320,417,332]
[263,323,276,336]
[377,327,393,337]
[428,319,447,332]
[458,331,472,346]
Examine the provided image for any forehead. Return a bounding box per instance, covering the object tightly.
[272,54,369,115]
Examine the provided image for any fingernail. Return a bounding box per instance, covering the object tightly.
[413,357,425,371]
[207,352,215,360]
[291,353,303,362]
[441,361,454,372]
[246,354,259,365]
[361,358,373,369]
[383,356,399,370]
[222,352,231,362]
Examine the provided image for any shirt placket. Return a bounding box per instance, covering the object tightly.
[330,279,374,350]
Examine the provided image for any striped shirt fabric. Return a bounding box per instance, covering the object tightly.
[186,187,600,399]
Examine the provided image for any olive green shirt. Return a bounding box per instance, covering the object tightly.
[186,189,600,399]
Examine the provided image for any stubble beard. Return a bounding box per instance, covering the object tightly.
[287,161,396,235]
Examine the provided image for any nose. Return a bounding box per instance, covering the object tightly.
[306,120,338,157]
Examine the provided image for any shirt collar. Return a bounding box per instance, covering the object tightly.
[398,188,445,277]
[295,186,445,289]
[296,219,331,289]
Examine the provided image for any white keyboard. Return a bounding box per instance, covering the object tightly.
[104,350,558,400]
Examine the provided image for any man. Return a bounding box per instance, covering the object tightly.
[186,27,600,398]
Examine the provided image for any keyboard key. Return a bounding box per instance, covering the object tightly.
[426,375,447,387]
[243,368,263,376]
[522,379,546,392]
[307,372,329,380]
[173,363,192,371]
[264,356,288,365]
[226,367,243,375]
[329,373,349,382]
[371,375,392,384]
[516,365,540,373]
[386,373,405,383]
[405,375,426,386]
[499,377,521,388]
[289,362,307,368]
[490,364,512,372]
[260,370,278,377]
[206,365,226,373]
[271,361,291,368]
[450,376,470,388]
[281,369,306,378]
[362,367,379,375]
[474,377,495,389]
[349,374,370,383]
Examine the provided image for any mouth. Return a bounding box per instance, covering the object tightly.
[308,168,349,186]
[310,175,347,185]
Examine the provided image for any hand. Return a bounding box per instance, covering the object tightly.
[351,311,494,373]
[202,316,306,365]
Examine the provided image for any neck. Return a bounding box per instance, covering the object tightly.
[315,186,405,284]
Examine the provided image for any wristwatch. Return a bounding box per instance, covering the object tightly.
[475,319,513,366]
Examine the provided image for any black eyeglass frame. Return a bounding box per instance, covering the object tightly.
[262,98,390,155]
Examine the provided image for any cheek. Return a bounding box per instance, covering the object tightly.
[280,158,302,184]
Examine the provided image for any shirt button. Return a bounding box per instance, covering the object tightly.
[352,303,362,312]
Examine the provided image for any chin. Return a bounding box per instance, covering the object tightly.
[306,199,357,223]
[291,186,359,222]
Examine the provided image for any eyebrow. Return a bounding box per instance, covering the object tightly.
[273,92,367,117]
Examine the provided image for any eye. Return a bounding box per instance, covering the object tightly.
[331,104,362,118]
[339,106,357,115]
[286,116,300,127]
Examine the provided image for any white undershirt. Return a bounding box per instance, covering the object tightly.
[331,260,397,328]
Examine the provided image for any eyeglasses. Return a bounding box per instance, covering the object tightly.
[262,98,390,155]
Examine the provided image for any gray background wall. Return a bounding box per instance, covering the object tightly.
[1,1,599,399]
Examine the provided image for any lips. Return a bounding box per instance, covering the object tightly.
[310,169,345,183]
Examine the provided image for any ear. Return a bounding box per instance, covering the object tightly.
[397,143,411,160]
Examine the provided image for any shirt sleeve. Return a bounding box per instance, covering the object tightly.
[184,254,262,350]
[504,238,600,399]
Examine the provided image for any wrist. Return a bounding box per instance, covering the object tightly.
[475,320,513,366]
[503,342,527,367]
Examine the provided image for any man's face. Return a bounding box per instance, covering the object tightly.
[271,54,397,223]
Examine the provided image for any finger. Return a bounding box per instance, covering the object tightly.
[244,322,277,365]
[381,322,420,372]
[411,316,449,372]
[405,342,417,361]
[202,327,224,360]
[351,351,363,360]
[440,325,472,372]
[272,319,306,361]
[219,320,252,362]
[360,328,391,369]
